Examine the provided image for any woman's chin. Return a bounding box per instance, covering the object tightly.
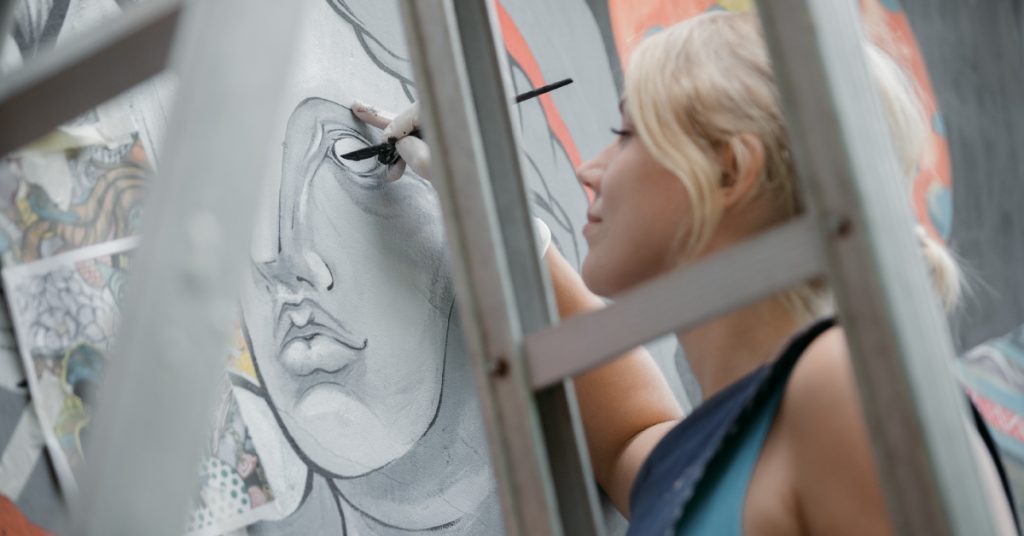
[581,261,617,298]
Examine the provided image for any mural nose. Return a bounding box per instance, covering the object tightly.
[293,250,335,292]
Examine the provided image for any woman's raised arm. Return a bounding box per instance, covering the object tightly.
[544,246,683,517]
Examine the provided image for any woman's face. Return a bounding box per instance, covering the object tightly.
[241,98,452,478]
[578,106,695,296]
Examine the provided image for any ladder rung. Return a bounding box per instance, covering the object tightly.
[526,216,824,389]
[0,0,181,157]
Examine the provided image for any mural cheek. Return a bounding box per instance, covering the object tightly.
[361,294,446,428]
[341,248,447,434]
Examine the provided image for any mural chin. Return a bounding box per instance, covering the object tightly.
[281,384,424,476]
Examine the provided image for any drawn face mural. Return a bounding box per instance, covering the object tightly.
[241,97,453,477]
[229,3,498,532]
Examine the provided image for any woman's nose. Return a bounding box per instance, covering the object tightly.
[576,143,613,194]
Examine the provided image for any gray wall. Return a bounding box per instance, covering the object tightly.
[902,0,1024,351]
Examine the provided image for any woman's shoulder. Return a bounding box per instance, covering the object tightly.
[772,326,895,535]
[781,326,852,419]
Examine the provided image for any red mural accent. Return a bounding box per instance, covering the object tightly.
[0,495,50,535]
[495,0,582,168]
[608,0,717,67]
[860,0,952,240]
[605,0,952,240]
[967,390,1024,444]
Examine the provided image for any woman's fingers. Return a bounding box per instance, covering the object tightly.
[386,159,407,182]
[352,100,427,181]
[383,103,420,140]
[395,136,432,180]
[351,100,395,129]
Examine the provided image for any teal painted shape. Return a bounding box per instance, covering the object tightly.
[933,112,947,137]
[879,0,903,12]
[928,181,953,240]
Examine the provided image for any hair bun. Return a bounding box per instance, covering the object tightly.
[914,225,962,311]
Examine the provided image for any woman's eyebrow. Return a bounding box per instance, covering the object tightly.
[618,98,625,113]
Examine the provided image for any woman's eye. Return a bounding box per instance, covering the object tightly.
[610,127,631,138]
[332,136,381,175]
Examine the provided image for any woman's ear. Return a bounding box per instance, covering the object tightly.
[719,133,765,210]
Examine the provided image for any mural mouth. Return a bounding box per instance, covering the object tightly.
[282,320,369,353]
[276,299,369,371]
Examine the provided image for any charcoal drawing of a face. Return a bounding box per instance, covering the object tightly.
[234,3,504,532]
[241,97,453,477]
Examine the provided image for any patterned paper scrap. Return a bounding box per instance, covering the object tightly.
[0,134,149,266]
[3,239,277,534]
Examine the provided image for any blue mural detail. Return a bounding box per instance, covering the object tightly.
[879,0,903,13]
[932,112,947,137]
[927,182,953,240]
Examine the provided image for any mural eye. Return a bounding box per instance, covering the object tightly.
[332,136,381,176]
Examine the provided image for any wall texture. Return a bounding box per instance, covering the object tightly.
[901,0,1024,351]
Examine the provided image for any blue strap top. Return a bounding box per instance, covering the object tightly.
[627,318,1021,536]
[675,367,787,535]
[626,318,836,536]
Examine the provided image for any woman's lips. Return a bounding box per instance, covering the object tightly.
[584,212,601,237]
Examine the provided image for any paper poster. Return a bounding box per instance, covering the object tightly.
[3,239,277,534]
[0,134,149,266]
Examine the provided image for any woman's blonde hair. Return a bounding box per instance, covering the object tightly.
[624,11,961,320]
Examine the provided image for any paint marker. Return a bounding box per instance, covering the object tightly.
[513,77,574,103]
[342,78,573,164]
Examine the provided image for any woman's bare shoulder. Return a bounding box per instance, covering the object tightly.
[773,326,895,536]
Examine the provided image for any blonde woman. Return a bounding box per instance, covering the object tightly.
[354,11,1017,535]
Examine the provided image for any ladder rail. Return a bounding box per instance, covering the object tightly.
[398,0,605,534]
[398,1,561,533]
[68,0,304,533]
[449,1,607,533]
[756,0,1007,533]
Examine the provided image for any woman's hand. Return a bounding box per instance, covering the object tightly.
[352,100,432,182]
[351,99,552,257]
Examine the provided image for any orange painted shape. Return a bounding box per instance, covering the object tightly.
[0,496,51,536]
[608,0,717,67]
[495,0,581,168]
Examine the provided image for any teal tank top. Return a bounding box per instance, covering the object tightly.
[675,381,786,535]
[628,317,1018,535]
[626,318,836,536]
